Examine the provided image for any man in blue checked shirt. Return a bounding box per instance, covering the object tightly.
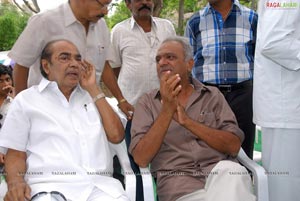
[185,0,257,159]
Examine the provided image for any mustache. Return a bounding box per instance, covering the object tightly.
[159,66,173,74]
[138,5,151,11]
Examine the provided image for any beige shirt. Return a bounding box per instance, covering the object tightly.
[129,79,244,201]
[108,16,176,105]
[8,2,110,86]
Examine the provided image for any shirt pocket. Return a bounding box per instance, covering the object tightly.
[198,111,217,128]
[85,103,101,125]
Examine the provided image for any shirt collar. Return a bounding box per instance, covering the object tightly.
[38,77,84,94]
[203,0,242,16]
[63,2,96,28]
[129,16,157,31]
[3,96,13,104]
[64,2,77,27]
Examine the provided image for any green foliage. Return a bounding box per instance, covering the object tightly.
[160,0,206,35]
[107,0,208,34]
[107,1,131,29]
[0,3,30,51]
[161,0,205,17]
[106,0,257,32]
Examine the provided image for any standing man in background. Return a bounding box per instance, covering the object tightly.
[185,0,257,159]
[8,0,133,115]
[109,0,176,109]
[108,0,175,199]
[253,1,300,200]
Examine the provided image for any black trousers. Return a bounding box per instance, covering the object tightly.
[221,85,256,159]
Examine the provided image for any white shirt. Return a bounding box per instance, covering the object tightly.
[0,96,12,127]
[0,78,127,201]
[108,17,176,105]
[253,0,300,128]
[0,96,12,154]
[8,2,110,86]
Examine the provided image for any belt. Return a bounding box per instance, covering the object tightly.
[203,80,253,93]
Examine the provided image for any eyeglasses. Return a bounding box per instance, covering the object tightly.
[31,191,67,201]
[95,0,114,11]
[56,53,82,64]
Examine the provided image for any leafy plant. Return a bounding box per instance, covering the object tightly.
[0,3,31,51]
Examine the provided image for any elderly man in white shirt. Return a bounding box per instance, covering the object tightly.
[8,0,133,117]
[0,39,130,201]
[253,1,300,201]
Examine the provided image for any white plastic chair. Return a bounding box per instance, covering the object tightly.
[237,148,269,201]
[110,141,136,201]
[110,141,155,201]
[126,148,269,201]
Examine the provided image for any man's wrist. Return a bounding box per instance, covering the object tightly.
[87,86,103,98]
[117,98,127,106]
[93,93,106,103]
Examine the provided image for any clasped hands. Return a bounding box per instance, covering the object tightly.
[160,71,189,125]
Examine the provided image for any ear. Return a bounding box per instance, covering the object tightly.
[187,59,194,73]
[41,59,50,76]
[125,0,131,10]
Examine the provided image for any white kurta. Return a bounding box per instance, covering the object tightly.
[253,0,300,128]
[253,1,300,201]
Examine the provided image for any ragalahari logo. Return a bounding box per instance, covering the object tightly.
[266,1,300,9]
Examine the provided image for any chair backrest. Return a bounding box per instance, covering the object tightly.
[110,141,136,201]
[237,148,269,201]
[110,140,156,201]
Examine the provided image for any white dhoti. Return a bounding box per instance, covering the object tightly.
[261,127,300,201]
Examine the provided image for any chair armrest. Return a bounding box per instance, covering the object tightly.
[237,149,269,201]
[139,167,155,201]
[110,142,136,201]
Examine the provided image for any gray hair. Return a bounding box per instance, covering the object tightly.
[161,36,193,62]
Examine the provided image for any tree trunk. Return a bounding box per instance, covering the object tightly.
[23,0,40,13]
[13,0,27,13]
[31,0,40,12]
[251,0,256,10]
[153,0,163,17]
[178,0,184,35]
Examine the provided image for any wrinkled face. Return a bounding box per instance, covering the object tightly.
[155,41,193,82]
[126,0,154,19]
[42,41,83,92]
[79,0,112,23]
[0,74,12,96]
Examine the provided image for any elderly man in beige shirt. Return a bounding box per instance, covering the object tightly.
[129,36,255,201]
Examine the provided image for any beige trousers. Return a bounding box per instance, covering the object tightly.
[176,160,256,201]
